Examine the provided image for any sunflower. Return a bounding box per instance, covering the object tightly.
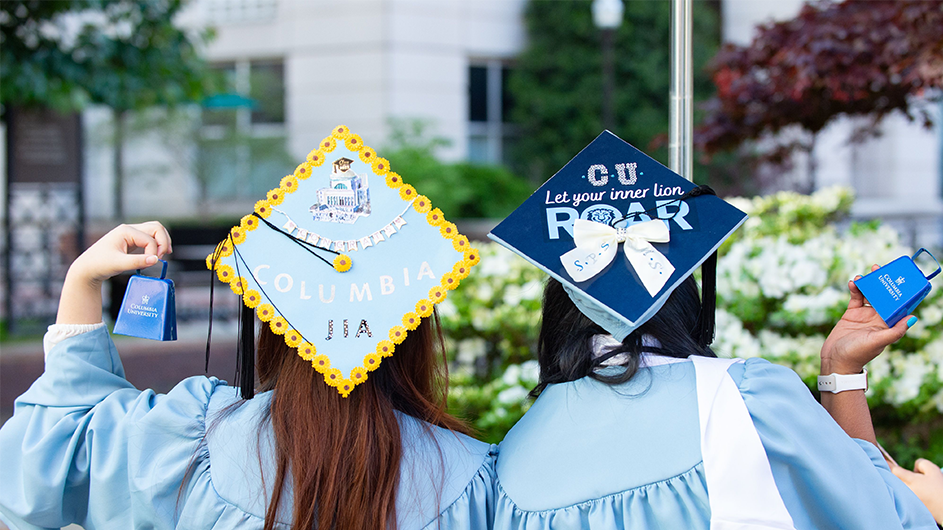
[452,262,471,280]
[452,235,470,253]
[255,199,273,218]
[230,226,247,245]
[350,367,368,384]
[399,184,416,201]
[439,222,457,239]
[385,172,403,188]
[338,379,354,397]
[256,303,275,322]
[280,175,298,193]
[412,195,431,213]
[325,368,342,387]
[428,285,447,304]
[359,146,376,164]
[216,264,235,283]
[426,208,445,226]
[371,157,390,176]
[266,188,284,206]
[344,134,364,151]
[205,253,215,270]
[320,136,337,152]
[243,289,262,308]
[402,312,420,330]
[284,329,303,347]
[464,248,481,266]
[298,342,316,361]
[363,353,381,371]
[441,273,458,291]
[229,276,249,295]
[376,340,395,357]
[308,149,326,167]
[389,326,407,344]
[294,161,313,180]
[333,254,352,272]
[415,299,434,318]
[331,125,350,140]
[269,316,289,335]
[240,214,259,232]
[312,354,331,373]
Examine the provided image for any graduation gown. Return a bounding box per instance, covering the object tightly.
[0,325,496,530]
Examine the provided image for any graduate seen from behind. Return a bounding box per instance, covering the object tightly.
[0,127,495,529]
[488,131,937,529]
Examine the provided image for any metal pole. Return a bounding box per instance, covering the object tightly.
[669,0,693,181]
[601,28,615,131]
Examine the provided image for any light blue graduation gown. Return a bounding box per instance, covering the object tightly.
[494,357,937,529]
[0,327,496,529]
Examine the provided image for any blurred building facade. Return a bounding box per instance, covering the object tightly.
[1,0,941,323]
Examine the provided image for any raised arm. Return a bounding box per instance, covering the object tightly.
[57,221,172,325]
[819,265,912,446]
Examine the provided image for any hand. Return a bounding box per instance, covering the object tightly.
[68,222,173,287]
[820,265,912,375]
[891,459,943,524]
[57,222,172,325]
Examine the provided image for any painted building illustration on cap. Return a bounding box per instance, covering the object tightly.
[310,157,372,223]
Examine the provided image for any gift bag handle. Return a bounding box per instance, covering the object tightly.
[913,248,941,281]
[136,259,169,279]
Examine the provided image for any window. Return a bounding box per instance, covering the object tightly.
[467,61,516,165]
[199,59,293,202]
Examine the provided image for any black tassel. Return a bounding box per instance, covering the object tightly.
[236,302,256,399]
[696,251,718,348]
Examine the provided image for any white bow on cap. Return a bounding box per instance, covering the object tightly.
[560,219,675,296]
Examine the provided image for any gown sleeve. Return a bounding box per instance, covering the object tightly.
[0,326,222,530]
[729,358,937,530]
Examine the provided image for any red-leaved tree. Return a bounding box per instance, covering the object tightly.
[695,0,943,192]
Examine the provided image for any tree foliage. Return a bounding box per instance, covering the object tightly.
[509,0,720,183]
[1,0,216,113]
[695,0,943,168]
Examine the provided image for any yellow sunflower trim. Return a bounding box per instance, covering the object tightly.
[441,273,459,291]
[243,290,262,308]
[280,175,299,193]
[402,312,420,330]
[338,379,355,397]
[385,172,403,188]
[216,264,235,283]
[439,222,458,239]
[331,125,350,140]
[284,329,303,348]
[372,157,390,176]
[256,303,275,322]
[312,354,331,373]
[345,134,364,151]
[359,146,376,164]
[255,199,273,218]
[298,342,316,361]
[429,286,447,304]
[325,368,342,387]
[452,235,470,253]
[413,195,432,213]
[452,262,471,280]
[464,248,481,266]
[426,208,445,226]
[308,149,326,167]
[266,188,285,206]
[389,326,407,344]
[415,299,434,318]
[229,276,249,295]
[363,353,381,371]
[350,367,368,384]
[320,136,337,152]
[230,226,247,245]
[399,184,416,201]
[376,340,395,357]
[294,161,313,180]
[333,254,352,272]
[240,214,259,232]
[269,316,289,335]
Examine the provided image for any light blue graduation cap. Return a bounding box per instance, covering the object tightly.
[489,131,747,342]
[207,126,480,397]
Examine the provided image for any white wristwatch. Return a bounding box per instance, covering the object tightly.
[817,369,868,393]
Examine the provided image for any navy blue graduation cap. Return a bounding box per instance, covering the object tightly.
[489,131,747,342]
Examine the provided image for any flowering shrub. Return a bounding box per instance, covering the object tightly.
[446,187,943,465]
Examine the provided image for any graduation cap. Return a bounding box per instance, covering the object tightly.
[489,131,747,343]
[207,125,480,398]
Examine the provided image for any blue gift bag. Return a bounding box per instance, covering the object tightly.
[113,259,177,341]
[854,248,941,328]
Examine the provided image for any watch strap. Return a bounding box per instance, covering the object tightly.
[817,369,868,393]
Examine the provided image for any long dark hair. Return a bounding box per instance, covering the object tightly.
[532,276,716,396]
[255,311,468,530]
